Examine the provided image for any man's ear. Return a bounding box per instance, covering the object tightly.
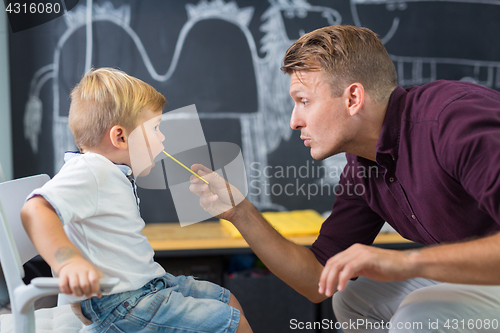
[109,125,128,150]
[345,83,364,116]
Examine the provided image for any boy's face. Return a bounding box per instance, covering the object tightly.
[128,109,165,177]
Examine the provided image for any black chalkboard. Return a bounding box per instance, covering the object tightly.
[9,0,500,223]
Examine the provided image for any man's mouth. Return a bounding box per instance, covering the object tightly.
[301,136,311,147]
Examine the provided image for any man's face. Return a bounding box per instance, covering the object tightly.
[128,109,165,177]
[289,70,350,160]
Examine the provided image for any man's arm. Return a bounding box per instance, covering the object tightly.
[409,232,500,284]
[318,232,500,297]
[190,165,328,303]
[21,195,103,297]
[233,200,327,303]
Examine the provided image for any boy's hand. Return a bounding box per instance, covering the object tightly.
[56,247,104,298]
[22,196,105,298]
[189,164,246,221]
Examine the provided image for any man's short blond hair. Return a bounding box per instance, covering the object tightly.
[68,68,166,150]
[281,25,397,103]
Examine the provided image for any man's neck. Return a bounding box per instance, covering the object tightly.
[346,99,388,162]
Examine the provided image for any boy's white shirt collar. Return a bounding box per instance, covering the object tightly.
[63,151,133,178]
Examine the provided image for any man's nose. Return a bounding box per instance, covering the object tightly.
[290,107,304,130]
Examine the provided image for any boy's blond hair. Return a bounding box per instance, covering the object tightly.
[68,68,166,150]
[281,25,397,104]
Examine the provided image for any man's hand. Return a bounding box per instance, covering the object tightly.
[318,244,416,296]
[56,247,104,298]
[189,164,246,220]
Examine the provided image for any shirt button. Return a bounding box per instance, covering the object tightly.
[411,214,416,220]
[127,170,132,176]
[389,177,395,182]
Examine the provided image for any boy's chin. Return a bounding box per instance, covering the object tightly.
[136,163,154,177]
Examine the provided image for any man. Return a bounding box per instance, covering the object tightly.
[190,25,500,332]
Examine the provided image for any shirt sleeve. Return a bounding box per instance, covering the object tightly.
[27,161,98,225]
[436,90,500,225]
[310,156,386,265]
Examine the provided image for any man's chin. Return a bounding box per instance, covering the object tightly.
[310,149,327,161]
[311,148,341,161]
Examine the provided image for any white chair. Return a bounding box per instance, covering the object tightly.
[0,174,118,333]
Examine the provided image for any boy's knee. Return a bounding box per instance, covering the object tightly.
[229,294,252,333]
[228,293,244,313]
[236,313,252,333]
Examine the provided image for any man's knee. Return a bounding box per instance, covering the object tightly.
[332,278,387,322]
[389,284,491,333]
[333,278,436,332]
[389,301,432,332]
[332,284,354,323]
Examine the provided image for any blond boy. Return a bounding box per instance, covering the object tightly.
[21,68,251,333]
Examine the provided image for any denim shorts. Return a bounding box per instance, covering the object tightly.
[80,273,240,333]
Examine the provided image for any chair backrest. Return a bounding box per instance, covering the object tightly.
[0,175,50,283]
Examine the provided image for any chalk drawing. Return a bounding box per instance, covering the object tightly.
[23,0,499,211]
[23,0,343,211]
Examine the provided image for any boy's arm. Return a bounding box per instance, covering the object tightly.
[21,195,104,298]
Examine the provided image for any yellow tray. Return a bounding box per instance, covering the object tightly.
[220,209,324,238]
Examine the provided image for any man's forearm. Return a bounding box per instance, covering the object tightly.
[230,200,327,303]
[406,232,500,284]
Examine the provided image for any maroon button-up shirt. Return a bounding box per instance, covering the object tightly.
[311,81,500,265]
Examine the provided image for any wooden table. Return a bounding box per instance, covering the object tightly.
[142,221,420,324]
[143,222,416,257]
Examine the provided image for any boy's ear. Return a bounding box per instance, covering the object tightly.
[109,125,128,150]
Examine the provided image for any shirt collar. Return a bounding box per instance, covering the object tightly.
[64,151,133,178]
[374,85,407,165]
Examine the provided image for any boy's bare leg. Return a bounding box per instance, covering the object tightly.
[228,293,253,333]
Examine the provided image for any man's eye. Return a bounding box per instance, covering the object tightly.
[302,100,309,106]
[154,125,160,131]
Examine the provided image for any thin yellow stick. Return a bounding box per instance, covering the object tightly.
[162,150,209,184]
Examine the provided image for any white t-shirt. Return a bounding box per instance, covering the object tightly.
[28,152,165,302]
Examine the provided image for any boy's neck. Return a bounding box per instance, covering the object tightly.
[81,143,131,167]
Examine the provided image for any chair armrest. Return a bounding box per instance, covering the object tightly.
[16,277,120,313]
[31,277,119,293]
